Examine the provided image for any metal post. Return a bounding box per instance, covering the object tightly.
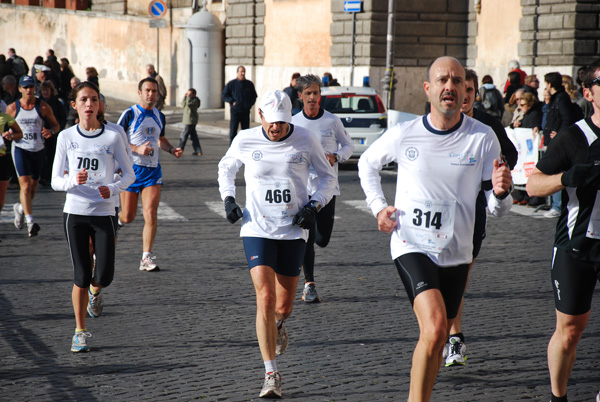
[350,11,356,86]
[381,0,396,110]
[156,28,160,73]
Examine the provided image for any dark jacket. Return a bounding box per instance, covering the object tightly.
[222,78,257,114]
[543,87,583,145]
[472,108,518,169]
[519,102,543,130]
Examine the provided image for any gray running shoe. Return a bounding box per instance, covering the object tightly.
[87,289,103,318]
[275,322,288,357]
[27,222,40,237]
[445,336,467,367]
[13,203,24,229]
[302,283,321,303]
[71,331,92,353]
[259,371,282,398]
[139,255,160,271]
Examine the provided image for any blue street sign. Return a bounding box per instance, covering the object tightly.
[344,0,362,13]
[149,0,167,19]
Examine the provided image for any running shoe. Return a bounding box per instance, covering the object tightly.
[13,203,24,229]
[302,283,321,303]
[544,209,560,218]
[596,390,600,402]
[445,336,467,366]
[259,371,282,398]
[442,342,449,359]
[139,255,160,271]
[275,322,288,357]
[71,331,92,353]
[87,289,103,318]
[27,222,40,237]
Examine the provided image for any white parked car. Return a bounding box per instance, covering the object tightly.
[320,86,387,158]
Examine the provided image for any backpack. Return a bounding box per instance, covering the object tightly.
[11,56,28,78]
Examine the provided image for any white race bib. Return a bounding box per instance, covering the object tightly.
[73,150,107,186]
[399,198,456,254]
[258,179,298,227]
[586,191,600,239]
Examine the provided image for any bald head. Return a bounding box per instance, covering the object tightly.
[424,57,466,123]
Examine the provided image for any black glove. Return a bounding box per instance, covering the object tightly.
[561,163,600,188]
[224,196,243,224]
[292,203,317,229]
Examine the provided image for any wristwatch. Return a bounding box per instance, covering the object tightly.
[308,200,322,212]
[333,153,340,162]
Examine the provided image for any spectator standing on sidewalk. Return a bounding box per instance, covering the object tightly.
[146,64,167,110]
[177,88,202,156]
[222,65,257,144]
[526,58,600,402]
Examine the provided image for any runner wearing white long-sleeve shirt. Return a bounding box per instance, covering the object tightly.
[51,82,135,353]
[358,57,513,402]
[218,90,336,399]
[291,74,354,303]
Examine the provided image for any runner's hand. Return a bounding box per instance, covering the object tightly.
[292,203,317,229]
[376,206,397,233]
[224,196,243,223]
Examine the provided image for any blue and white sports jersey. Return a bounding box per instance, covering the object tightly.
[117,105,165,168]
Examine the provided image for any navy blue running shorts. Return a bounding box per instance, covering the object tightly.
[243,237,306,277]
[12,146,45,180]
[394,253,470,319]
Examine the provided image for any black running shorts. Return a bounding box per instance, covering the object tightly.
[394,253,470,319]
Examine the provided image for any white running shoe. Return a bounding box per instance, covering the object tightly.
[139,255,160,271]
[87,289,104,318]
[445,336,467,367]
[13,203,24,229]
[302,283,321,303]
[442,342,449,359]
[544,209,560,218]
[275,322,288,357]
[259,372,281,398]
[71,331,92,353]
[596,390,599,402]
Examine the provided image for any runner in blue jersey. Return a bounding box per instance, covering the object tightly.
[117,78,182,271]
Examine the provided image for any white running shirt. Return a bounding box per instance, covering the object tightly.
[14,100,45,152]
[358,114,513,266]
[292,109,354,196]
[51,124,135,216]
[218,124,337,241]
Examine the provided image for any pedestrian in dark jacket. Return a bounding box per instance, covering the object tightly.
[222,65,257,144]
[178,88,202,155]
[542,72,583,146]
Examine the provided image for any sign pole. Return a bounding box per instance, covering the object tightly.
[350,11,355,86]
[157,28,160,73]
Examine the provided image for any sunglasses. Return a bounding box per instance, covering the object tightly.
[591,76,600,87]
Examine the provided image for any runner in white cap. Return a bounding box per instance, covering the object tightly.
[218,89,336,398]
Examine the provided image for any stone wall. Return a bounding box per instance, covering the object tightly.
[519,0,600,70]
[330,0,470,68]
[224,0,263,67]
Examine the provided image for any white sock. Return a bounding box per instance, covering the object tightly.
[25,214,33,224]
[142,252,151,260]
[264,359,277,374]
[17,203,23,214]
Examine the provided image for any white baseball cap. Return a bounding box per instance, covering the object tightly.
[259,90,292,123]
